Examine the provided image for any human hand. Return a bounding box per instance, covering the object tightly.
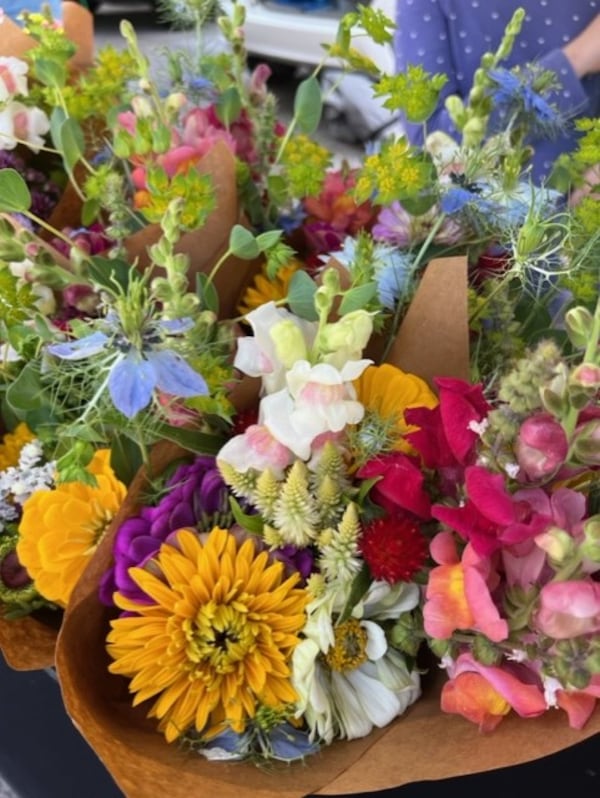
[562,15,600,77]
[568,163,600,206]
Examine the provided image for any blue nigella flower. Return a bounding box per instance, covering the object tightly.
[48,314,208,420]
[487,67,563,136]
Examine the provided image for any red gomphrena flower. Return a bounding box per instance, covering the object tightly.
[360,516,428,583]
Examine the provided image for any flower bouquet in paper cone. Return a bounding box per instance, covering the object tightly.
[0,0,375,669]
[2,2,600,792]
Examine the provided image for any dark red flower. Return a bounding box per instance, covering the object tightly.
[357,452,432,519]
[360,515,428,583]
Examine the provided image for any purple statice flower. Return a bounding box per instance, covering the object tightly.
[99,455,230,607]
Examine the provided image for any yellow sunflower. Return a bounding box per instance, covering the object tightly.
[107,526,308,743]
[237,259,302,316]
[0,423,35,471]
[16,449,126,607]
[353,363,438,457]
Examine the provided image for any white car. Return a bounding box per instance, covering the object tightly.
[222,0,395,73]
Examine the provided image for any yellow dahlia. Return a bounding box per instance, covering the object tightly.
[354,363,438,456]
[237,259,301,316]
[107,526,308,743]
[0,423,35,471]
[16,449,126,607]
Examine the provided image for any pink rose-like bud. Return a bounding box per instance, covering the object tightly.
[571,363,600,390]
[535,580,600,639]
[514,413,568,481]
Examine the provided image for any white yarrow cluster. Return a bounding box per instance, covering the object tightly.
[0,439,55,530]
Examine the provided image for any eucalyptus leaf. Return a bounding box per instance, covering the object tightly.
[255,230,283,251]
[294,76,322,135]
[287,270,319,321]
[49,106,67,151]
[33,57,66,89]
[0,169,31,213]
[59,117,85,178]
[338,283,378,315]
[229,225,260,259]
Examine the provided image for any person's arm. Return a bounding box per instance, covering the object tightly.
[394,0,459,145]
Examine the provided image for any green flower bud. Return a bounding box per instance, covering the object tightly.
[565,306,594,350]
[462,116,486,148]
[535,527,575,564]
[571,363,600,391]
[472,634,502,666]
[428,637,452,658]
[271,319,309,368]
[572,420,600,466]
[389,612,422,657]
[581,516,600,562]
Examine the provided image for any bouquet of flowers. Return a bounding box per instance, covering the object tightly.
[0,2,599,794]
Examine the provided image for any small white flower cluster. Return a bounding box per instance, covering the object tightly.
[0,439,55,530]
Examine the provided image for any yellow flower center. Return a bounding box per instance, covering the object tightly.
[325,618,368,672]
[183,598,258,675]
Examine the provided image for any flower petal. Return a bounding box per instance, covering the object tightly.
[108,353,155,418]
[149,349,208,398]
[48,331,109,360]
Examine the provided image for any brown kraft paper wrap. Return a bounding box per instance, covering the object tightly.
[46,140,261,321]
[0,2,94,68]
[54,256,599,796]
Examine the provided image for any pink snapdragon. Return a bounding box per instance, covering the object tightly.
[440,652,547,731]
[514,412,569,481]
[423,533,509,642]
[357,452,432,520]
[216,423,294,479]
[0,56,29,100]
[259,359,370,460]
[432,466,551,556]
[534,579,600,639]
[234,302,317,394]
[0,102,49,151]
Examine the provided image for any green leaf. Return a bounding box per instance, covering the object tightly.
[0,169,31,213]
[196,272,219,314]
[338,283,378,315]
[81,198,101,227]
[338,563,372,624]
[58,117,85,181]
[287,270,319,320]
[5,363,49,412]
[87,256,132,294]
[255,229,283,252]
[229,495,264,535]
[216,86,242,127]
[294,76,322,135]
[49,106,67,150]
[229,225,260,259]
[153,422,226,455]
[109,433,144,485]
[33,57,66,88]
